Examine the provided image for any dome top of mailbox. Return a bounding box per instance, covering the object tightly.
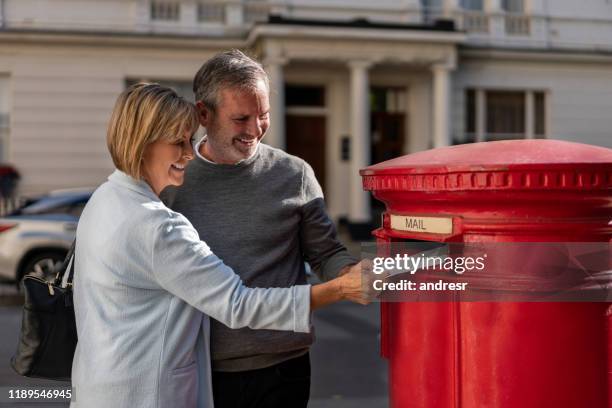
[360,140,612,192]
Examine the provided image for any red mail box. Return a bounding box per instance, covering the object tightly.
[360,140,612,408]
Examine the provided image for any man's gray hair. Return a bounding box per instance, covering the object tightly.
[193,49,269,111]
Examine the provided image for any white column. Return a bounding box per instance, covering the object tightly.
[525,90,534,139]
[432,63,452,148]
[348,60,372,224]
[443,0,460,18]
[486,0,505,38]
[263,57,287,150]
[528,0,543,14]
[0,0,5,28]
[544,91,551,138]
[485,0,503,12]
[180,2,197,29]
[225,2,244,26]
[476,88,486,142]
[134,0,151,32]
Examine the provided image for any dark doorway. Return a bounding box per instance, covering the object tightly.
[371,112,405,164]
[370,87,407,164]
[286,115,327,194]
[369,87,407,222]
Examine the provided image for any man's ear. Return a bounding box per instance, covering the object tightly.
[195,101,211,127]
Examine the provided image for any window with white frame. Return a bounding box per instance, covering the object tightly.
[198,2,225,23]
[459,0,488,33]
[151,1,180,21]
[0,76,10,161]
[502,0,524,13]
[503,0,529,35]
[370,87,406,114]
[420,0,442,9]
[460,0,484,11]
[464,89,546,142]
[420,0,442,23]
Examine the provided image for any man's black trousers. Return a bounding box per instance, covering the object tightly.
[212,352,311,408]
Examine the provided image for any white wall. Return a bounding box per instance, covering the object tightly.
[1,0,242,35]
[0,75,10,161]
[4,0,138,31]
[0,76,9,113]
[548,18,612,51]
[453,56,612,148]
[408,73,433,152]
[0,41,218,194]
[537,0,612,19]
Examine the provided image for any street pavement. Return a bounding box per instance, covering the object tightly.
[0,291,387,408]
[0,301,70,407]
[309,301,388,408]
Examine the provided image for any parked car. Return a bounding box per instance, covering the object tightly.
[0,188,93,287]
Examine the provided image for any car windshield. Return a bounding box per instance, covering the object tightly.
[15,193,91,217]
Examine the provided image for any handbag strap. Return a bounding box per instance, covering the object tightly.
[54,239,76,287]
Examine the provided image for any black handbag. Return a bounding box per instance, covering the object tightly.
[10,240,77,381]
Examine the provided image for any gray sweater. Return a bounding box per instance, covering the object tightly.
[161,143,357,372]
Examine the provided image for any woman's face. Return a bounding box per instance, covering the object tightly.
[142,132,194,196]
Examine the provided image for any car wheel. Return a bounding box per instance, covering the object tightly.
[19,251,67,289]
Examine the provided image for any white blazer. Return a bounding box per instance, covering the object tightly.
[70,170,311,408]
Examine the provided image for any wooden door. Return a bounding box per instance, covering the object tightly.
[285,115,327,194]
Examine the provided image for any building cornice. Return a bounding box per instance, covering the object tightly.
[247,24,466,48]
[0,28,244,49]
[460,45,612,64]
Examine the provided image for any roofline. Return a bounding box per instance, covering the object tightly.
[460,45,612,63]
[0,28,244,49]
[265,14,458,32]
[248,19,466,47]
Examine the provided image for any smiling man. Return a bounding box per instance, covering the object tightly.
[198,75,269,163]
[161,49,361,408]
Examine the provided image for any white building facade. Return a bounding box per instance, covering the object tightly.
[0,0,610,226]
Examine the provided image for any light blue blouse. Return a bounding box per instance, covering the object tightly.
[70,170,311,408]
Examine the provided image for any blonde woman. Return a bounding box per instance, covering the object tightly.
[70,83,369,408]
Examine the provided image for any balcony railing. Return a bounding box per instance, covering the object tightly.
[505,14,530,35]
[421,8,497,35]
[150,1,180,22]
[461,11,490,33]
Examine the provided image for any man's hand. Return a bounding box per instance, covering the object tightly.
[337,264,352,277]
[336,260,376,305]
[311,259,388,310]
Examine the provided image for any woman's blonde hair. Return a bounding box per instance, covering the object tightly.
[107,83,199,179]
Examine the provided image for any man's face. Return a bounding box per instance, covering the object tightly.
[198,80,270,164]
